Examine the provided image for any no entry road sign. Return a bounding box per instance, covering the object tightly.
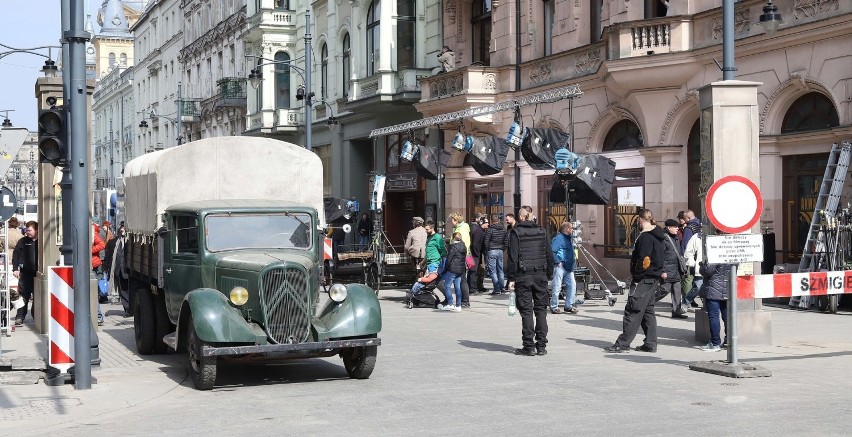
[705,175,763,234]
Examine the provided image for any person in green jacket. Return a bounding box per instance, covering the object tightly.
[423,220,446,274]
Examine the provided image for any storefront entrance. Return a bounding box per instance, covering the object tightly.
[782,153,829,263]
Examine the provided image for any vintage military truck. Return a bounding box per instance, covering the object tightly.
[120,137,382,390]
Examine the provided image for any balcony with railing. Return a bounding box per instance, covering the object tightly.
[246,107,302,134]
[417,65,501,103]
[180,98,202,123]
[217,77,248,107]
[245,2,296,40]
[606,15,692,59]
[348,67,434,108]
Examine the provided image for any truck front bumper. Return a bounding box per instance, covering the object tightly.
[200,337,382,357]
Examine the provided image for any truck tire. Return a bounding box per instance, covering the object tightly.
[153,293,174,354]
[187,317,217,390]
[341,335,377,379]
[134,289,156,355]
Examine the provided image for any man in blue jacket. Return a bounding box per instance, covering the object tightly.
[550,222,577,314]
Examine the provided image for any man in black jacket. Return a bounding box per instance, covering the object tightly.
[507,206,554,357]
[13,221,39,326]
[483,213,508,295]
[605,209,665,353]
[467,214,487,296]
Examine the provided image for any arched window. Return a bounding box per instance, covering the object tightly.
[781,92,840,134]
[342,33,351,97]
[108,52,116,68]
[120,53,128,67]
[471,0,492,65]
[366,0,380,76]
[397,0,415,69]
[274,51,290,109]
[602,120,643,152]
[321,43,328,99]
[686,120,703,219]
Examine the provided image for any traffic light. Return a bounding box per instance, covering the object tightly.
[38,108,68,166]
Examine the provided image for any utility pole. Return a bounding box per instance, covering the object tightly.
[176,82,183,145]
[513,0,522,216]
[304,10,312,152]
[66,0,94,390]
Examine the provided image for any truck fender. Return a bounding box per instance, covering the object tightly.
[175,288,265,348]
[316,283,382,340]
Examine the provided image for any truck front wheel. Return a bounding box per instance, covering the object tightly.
[341,335,377,379]
[187,317,217,390]
[134,289,156,355]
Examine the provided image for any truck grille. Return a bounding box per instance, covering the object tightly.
[261,267,311,344]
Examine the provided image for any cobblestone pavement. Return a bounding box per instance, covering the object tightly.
[2,290,852,436]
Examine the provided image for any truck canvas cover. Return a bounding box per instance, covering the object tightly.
[123,136,325,232]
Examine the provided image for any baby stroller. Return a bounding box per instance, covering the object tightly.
[404,263,447,309]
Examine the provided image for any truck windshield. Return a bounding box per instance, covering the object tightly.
[205,213,313,251]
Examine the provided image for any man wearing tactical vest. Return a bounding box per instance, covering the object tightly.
[507,206,554,357]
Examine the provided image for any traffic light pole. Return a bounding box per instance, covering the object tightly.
[66,0,93,390]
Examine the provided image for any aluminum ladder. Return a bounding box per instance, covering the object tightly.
[799,142,852,272]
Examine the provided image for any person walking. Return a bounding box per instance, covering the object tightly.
[661,218,689,319]
[604,209,665,353]
[440,232,467,312]
[698,261,731,351]
[468,215,487,295]
[680,209,701,253]
[483,213,507,295]
[404,217,428,273]
[92,223,107,325]
[550,222,578,314]
[682,230,705,310]
[12,221,38,326]
[507,206,554,356]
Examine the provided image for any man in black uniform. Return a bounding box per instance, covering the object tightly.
[604,209,665,353]
[507,206,554,356]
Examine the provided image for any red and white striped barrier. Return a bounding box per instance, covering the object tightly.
[737,270,852,299]
[48,266,75,372]
[323,237,333,261]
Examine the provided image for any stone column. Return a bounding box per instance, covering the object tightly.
[696,80,771,345]
[638,145,683,221]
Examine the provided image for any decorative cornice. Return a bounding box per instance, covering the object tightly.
[713,8,750,39]
[588,104,641,153]
[794,0,839,19]
[760,72,831,134]
[179,7,246,62]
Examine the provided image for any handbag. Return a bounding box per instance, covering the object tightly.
[98,276,110,299]
[465,255,476,270]
[654,282,669,302]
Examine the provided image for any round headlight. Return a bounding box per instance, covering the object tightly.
[229,286,249,306]
[328,283,348,303]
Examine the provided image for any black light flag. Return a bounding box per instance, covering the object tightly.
[413,145,451,180]
[521,128,570,170]
[469,135,509,176]
[548,153,617,205]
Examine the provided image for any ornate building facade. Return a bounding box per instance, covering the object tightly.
[178,0,248,141]
[411,0,852,274]
[92,66,135,189]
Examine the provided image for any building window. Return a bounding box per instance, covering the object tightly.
[255,58,263,111]
[275,0,289,9]
[386,133,416,171]
[108,52,116,68]
[274,51,291,109]
[605,169,645,258]
[120,53,127,67]
[602,120,643,152]
[321,43,328,99]
[367,0,380,76]
[471,0,492,65]
[397,0,415,69]
[781,92,840,134]
[466,178,505,223]
[342,33,351,97]
[544,0,554,56]
[590,0,602,43]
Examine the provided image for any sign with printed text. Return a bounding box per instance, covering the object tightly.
[705,233,763,264]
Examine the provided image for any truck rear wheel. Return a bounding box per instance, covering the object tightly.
[187,317,217,390]
[153,293,174,354]
[134,289,156,355]
[341,335,377,379]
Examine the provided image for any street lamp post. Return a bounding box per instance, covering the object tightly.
[108,119,114,188]
[248,10,314,152]
[138,82,184,147]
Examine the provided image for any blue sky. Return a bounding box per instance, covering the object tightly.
[0,1,103,131]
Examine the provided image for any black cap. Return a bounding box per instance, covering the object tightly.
[664,219,680,227]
